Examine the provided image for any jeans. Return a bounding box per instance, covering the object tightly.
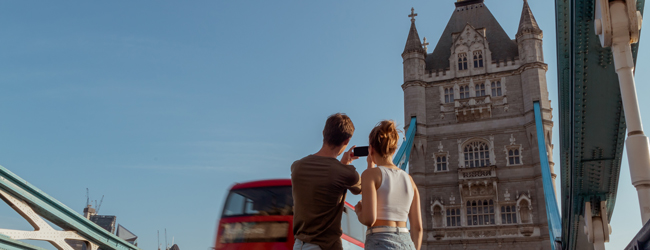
[365,226,416,250]
[294,238,322,250]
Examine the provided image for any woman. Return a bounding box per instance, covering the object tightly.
[354,120,422,250]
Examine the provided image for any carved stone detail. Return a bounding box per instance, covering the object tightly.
[446,231,463,238]
[519,226,534,236]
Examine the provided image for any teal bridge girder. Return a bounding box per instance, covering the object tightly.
[0,165,141,250]
[556,0,645,249]
[396,117,417,170]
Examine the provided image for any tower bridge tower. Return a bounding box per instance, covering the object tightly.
[402,1,554,249]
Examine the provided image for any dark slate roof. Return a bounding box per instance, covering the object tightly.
[426,0,519,71]
[517,0,542,35]
[170,244,180,250]
[116,224,138,242]
[403,21,425,55]
[89,215,116,233]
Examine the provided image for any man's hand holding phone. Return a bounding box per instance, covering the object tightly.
[341,146,359,165]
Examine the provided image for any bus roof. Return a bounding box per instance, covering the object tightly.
[230,179,291,190]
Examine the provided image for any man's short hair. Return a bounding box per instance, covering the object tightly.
[323,113,355,147]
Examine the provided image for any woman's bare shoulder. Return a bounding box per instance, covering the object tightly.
[361,167,382,179]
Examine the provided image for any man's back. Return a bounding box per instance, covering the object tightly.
[291,155,361,250]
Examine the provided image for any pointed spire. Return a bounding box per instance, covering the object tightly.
[423,37,429,52]
[403,8,425,55]
[517,0,542,36]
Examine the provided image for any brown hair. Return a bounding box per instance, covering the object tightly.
[369,120,400,157]
[323,113,355,147]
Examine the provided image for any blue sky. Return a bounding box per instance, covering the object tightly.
[0,1,649,249]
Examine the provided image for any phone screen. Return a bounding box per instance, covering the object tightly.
[353,146,369,157]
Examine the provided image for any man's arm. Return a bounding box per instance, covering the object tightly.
[341,146,361,194]
[347,171,362,195]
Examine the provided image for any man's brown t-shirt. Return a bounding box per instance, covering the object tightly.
[291,155,361,250]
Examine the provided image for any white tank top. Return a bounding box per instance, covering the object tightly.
[375,166,414,222]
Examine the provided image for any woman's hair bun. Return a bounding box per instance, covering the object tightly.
[369,120,401,157]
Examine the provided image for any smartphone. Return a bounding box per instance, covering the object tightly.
[353,146,369,157]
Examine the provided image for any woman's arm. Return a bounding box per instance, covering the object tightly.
[408,177,423,250]
[356,169,380,227]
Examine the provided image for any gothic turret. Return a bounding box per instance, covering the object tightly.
[401,8,426,176]
[516,0,543,63]
[403,18,425,55]
[515,0,554,185]
[402,8,426,83]
[515,0,548,112]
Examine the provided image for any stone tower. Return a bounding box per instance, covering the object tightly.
[401,0,554,249]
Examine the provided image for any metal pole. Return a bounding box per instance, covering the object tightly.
[608,0,650,224]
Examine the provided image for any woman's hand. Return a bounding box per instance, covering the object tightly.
[367,145,375,169]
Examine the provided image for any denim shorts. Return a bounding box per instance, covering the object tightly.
[365,226,416,250]
[293,238,322,250]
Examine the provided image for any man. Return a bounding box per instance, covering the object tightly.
[291,113,362,250]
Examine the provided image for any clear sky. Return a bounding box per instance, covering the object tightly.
[0,1,649,249]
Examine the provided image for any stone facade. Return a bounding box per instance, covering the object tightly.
[401,1,555,249]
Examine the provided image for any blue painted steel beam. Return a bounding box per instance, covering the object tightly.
[0,165,140,250]
[0,235,47,250]
[394,117,417,170]
[535,102,563,250]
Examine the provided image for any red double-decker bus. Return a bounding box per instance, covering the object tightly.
[214,179,365,250]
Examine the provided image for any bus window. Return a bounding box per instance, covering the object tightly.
[341,207,350,235]
[222,186,293,217]
[223,192,246,216]
[346,207,365,242]
[220,221,290,243]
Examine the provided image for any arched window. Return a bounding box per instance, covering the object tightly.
[501,205,517,224]
[459,85,469,99]
[458,53,468,70]
[446,208,461,227]
[491,81,502,96]
[444,87,454,103]
[475,83,486,97]
[466,200,494,226]
[436,155,448,171]
[508,149,521,165]
[473,51,484,68]
[464,141,490,168]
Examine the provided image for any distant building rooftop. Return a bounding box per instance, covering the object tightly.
[89,215,116,233]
